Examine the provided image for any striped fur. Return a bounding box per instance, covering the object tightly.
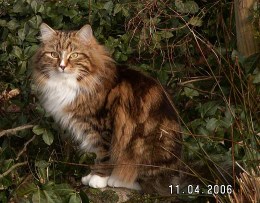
[32,23,182,194]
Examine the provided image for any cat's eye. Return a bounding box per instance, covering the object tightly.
[50,52,59,58]
[70,53,78,59]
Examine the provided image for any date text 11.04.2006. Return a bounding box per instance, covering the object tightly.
[169,184,233,195]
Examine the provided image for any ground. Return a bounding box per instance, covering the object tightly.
[83,187,170,203]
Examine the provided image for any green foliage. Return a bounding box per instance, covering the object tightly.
[33,125,54,145]
[0,0,259,202]
[16,182,84,203]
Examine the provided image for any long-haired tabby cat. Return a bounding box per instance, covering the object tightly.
[32,23,182,194]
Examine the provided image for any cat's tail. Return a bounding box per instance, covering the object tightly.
[139,159,241,199]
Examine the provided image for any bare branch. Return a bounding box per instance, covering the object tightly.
[0,162,28,179]
[16,135,37,161]
[0,125,34,138]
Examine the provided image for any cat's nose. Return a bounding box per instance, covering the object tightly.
[60,65,66,71]
[60,59,66,71]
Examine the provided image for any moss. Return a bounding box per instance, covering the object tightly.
[85,188,119,203]
[84,187,177,203]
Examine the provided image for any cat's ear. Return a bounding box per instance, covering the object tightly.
[40,23,57,42]
[76,24,93,43]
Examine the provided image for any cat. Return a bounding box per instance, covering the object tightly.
[32,23,183,194]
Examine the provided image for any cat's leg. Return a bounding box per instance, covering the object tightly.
[82,145,112,188]
[107,175,141,190]
[106,154,141,190]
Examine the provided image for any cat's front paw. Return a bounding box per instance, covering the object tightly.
[81,174,93,185]
[82,174,109,188]
[108,176,141,190]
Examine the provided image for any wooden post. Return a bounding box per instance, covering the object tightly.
[234,0,259,57]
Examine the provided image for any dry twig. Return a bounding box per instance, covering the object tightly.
[16,135,37,161]
[0,162,28,179]
[0,124,34,138]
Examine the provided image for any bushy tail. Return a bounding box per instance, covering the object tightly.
[139,159,241,202]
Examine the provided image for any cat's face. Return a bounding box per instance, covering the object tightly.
[33,23,116,95]
[36,23,95,79]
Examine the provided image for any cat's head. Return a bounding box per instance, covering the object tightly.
[33,23,115,91]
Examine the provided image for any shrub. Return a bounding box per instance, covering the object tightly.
[0,0,259,202]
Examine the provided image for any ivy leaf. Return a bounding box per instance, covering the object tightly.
[79,190,90,203]
[198,126,210,136]
[69,193,82,203]
[42,130,54,145]
[42,190,60,203]
[18,61,27,74]
[160,31,174,39]
[32,125,45,135]
[175,0,199,14]
[65,9,78,18]
[182,84,199,98]
[13,1,27,13]
[31,0,38,13]
[113,4,122,16]
[32,189,59,203]
[175,0,185,13]
[0,20,7,27]
[24,45,39,59]
[7,19,19,30]
[15,182,38,197]
[223,106,234,127]
[12,46,23,59]
[35,160,50,168]
[122,7,129,17]
[157,70,168,85]
[103,1,113,14]
[206,118,219,131]
[197,101,219,118]
[218,119,232,129]
[18,28,26,41]
[52,184,74,196]
[243,53,260,74]
[188,16,202,27]
[2,159,14,172]
[253,72,260,84]
[29,0,44,14]
[231,50,245,64]
[28,15,42,29]
[186,1,199,14]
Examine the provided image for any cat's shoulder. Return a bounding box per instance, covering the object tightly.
[114,64,178,120]
[114,64,169,103]
[116,64,158,87]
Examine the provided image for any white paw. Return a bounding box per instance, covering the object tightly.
[88,175,109,188]
[81,174,93,185]
[108,176,141,190]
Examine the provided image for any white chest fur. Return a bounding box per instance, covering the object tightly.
[39,72,98,153]
[40,73,79,127]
